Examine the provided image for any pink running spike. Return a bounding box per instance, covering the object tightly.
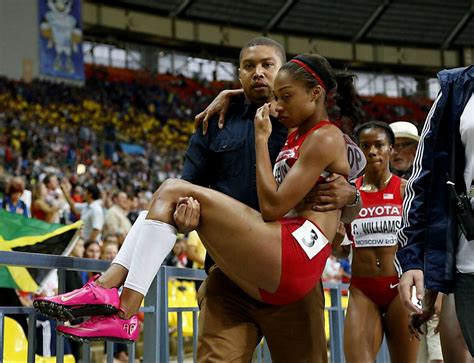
[33,274,119,321]
[57,314,140,342]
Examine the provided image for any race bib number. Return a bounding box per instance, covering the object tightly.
[292,220,329,259]
[344,134,366,180]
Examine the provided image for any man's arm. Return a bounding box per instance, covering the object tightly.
[181,127,212,186]
[174,129,212,232]
[308,174,361,223]
[88,229,101,243]
[194,89,244,134]
[302,134,366,222]
[90,205,104,242]
[397,95,443,312]
[59,181,81,216]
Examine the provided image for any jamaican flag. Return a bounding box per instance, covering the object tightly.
[0,209,81,292]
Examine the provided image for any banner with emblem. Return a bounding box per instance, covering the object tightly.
[38,0,84,82]
[0,210,81,292]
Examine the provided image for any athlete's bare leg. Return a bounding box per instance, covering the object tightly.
[148,178,285,291]
[384,295,419,363]
[439,294,474,363]
[344,287,384,362]
[97,264,128,288]
[116,178,339,318]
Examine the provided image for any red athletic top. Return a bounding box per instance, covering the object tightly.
[273,120,332,185]
[349,175,403,248]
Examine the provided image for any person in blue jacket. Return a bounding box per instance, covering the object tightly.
[397,65,474,356]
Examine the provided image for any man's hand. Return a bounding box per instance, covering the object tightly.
[60,179,72,194]
[305,174,355,212]
[331,222,351,259]
[398,269,424,314]
[173,197,200,234]
[194,89,243,135]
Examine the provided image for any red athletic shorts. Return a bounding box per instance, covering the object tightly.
[350,275,399,311]
[259,217,332,305]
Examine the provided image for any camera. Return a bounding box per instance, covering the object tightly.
[447,179,474,241]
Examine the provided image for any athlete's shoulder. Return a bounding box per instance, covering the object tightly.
[306,122,345,149]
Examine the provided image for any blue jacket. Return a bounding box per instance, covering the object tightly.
[396,66,474,293]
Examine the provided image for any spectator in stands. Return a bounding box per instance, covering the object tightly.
[61,181,105,243]
[82,240,101,283]
[43,173,69,224]
[390,121,419,179]
[163,234,191,268]
[71,184,84,203]
[1,176,29,217]
[0,173,8,200]
[186,231,205,269]
[101,238,119,261]
[84,240,101,260]
[126,195,140,225]
[31,181,60,223]
[103,190,132,245]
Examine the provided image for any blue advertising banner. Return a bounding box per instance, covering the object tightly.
[38,0,84,82]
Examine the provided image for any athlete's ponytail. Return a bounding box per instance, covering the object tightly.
[335,71,365,125]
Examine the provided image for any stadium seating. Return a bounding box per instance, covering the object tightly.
[3,316,75,363]
[168,280,198,337]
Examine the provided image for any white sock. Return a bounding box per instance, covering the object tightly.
[112,211,148,270]
[123,219,176,296]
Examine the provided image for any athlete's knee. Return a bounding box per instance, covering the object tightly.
[150,179,193,214]
[154,178,188,199]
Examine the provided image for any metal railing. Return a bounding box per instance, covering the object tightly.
[0,251,115,363]
[0,250,389,362]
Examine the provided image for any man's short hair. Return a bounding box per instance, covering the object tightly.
[86,184,101,200]
[239,37,286,64]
